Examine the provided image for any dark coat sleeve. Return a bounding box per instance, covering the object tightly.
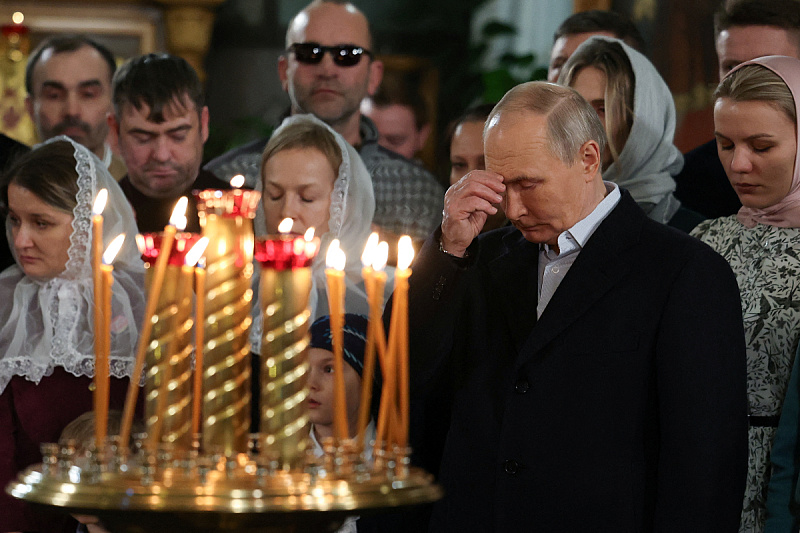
[653,240,748,530]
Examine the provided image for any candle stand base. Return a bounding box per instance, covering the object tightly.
[7,443,442,533]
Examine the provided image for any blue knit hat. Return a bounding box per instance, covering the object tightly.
[309,314,381,410]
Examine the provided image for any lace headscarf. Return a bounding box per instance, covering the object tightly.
[564,36,684,224]
[0,136,145,393]
[725,56,800,228]
[251,114,393,352]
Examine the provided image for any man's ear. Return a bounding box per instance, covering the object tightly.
[278,55,290,93]
[366,59,384,97]
[580,139,601,181]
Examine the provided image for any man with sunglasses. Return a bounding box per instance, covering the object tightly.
[206,0,444,246]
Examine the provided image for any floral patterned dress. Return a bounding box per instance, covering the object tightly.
[692,216,800,533]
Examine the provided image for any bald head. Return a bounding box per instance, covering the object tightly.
[286,0,373,50]
[488,81,607,166]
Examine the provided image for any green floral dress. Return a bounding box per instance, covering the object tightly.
[692,216,800,533]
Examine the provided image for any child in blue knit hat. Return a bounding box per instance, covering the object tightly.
[308,313,379,452]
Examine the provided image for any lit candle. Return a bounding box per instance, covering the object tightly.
[358,234,385,448]
[151,237,208,449]
[192,257,206,437]
[96,233,125,446]
[230,174,246,189]
[188,239,210,438]
[325,239,348,441]
[91,190,108,447]
[395,236,414,448]
[120,198,188,447]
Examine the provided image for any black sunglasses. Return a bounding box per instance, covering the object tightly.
[287,42,373,67]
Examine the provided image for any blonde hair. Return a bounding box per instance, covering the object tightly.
[488,81,607,165]
[715,64,797,125]
[558,39,634,165]
[59,410,143,453]
[261,120,343,180]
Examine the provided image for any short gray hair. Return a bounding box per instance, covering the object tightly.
[486,81,607,165]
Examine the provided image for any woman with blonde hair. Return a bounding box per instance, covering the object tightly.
[559,36,705,231]
[691,56,800,532]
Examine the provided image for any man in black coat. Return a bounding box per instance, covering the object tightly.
[404,82,748,531]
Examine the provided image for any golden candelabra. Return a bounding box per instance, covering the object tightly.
[196,189,259,455]
[142,234,201,452]
[6,192,442,533]
[258,259,313,471]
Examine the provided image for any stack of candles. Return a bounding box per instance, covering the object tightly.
[324,233,414,451]
[93,190,415,462]
[119,199,191,448]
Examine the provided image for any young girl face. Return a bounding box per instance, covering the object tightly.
[714,98,797,209]
[7,183,74,279]
[262,147,337,235]
[307,347,362,440]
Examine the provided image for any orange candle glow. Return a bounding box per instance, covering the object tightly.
[120,197,188,447]
[325,239,348,442]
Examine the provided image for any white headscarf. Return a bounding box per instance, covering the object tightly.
[568,36,684,224]
[251,114,392,352]
[0,136,145,393]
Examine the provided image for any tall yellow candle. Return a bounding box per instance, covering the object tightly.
[120,197,188,447]
[325,239,348,442]
[192,260,206,437]
[96,233,125,446]
[395,236,414,448]
[358,235,388,448]
[91,189,107,446]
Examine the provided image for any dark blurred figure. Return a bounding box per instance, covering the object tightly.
[0,133,29,271]
[547,9,645,82]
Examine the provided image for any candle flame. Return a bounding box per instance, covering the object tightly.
[361,232,379,267]
[373,241,389,271]
[397,235,414,270]
[304,227,315,241]
[135,234,146,255]
[92,189,108,216]
[12,12,23,24]
[169,197,189,228]
[278,218,294,234]
[326,239,346,271]
[230,174,245,188]
[102,234,126,265]
[184,237,209,267]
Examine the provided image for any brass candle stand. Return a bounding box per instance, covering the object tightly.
[6,198,442,532]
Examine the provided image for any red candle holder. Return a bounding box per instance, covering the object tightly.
[255,235,319,270]
[140,232,202,267]
[194,189,261,219]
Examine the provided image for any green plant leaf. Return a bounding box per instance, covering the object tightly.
[482,20,517,37]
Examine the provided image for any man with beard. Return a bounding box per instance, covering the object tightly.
[109,53,230,233]
[25,35,126,180]
[206,0,444,246]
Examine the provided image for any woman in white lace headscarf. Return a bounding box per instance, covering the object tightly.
[0,136,144,533]
[250,114,393,353]
[558,36,706,232]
